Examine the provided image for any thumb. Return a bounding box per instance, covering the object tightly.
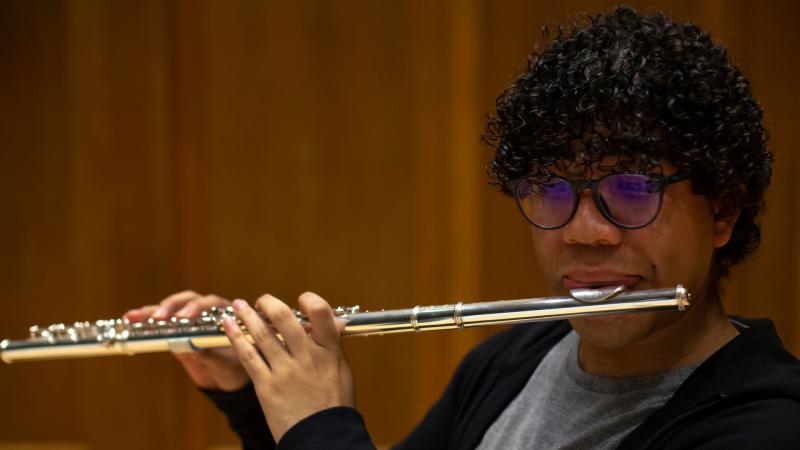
[175,349,249,392]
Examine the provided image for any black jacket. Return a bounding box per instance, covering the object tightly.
[205,318,800,449]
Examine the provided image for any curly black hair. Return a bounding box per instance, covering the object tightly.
[483,5,772,281]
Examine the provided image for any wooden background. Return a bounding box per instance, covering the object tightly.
[1,1,798,448]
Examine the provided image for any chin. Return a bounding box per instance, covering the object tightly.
[569,312,661,349]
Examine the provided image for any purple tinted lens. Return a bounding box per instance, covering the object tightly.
[599,174,661,226]
[518,178,574,227]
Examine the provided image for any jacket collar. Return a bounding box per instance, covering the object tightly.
[618,317,800,447]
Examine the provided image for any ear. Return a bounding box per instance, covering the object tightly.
[711,201,740,248]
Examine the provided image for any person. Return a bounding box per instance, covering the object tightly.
[126,6,800,449]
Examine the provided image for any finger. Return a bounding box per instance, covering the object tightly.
[298,292,341,350]
[222,315,270,381]
[175,294,229,319]
[153,290,201,320]
[256,294,309,357]
[123,305,159,322]
[232,299,289,364]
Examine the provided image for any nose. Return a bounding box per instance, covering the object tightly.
[562,190,623,246]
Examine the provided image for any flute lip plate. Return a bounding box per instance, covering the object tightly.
[569,285,626,304]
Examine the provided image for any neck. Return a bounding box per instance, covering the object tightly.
[576,296,739,378]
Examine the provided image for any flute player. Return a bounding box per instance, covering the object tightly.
[126,5,800,449]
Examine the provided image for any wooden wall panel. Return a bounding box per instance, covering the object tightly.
[1,1,798,449]
[725,0,800,353]
[0,0,76,441]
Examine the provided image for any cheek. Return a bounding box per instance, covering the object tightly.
[530,229,562,283]
[646,191,716,285]
[530,228,548,266]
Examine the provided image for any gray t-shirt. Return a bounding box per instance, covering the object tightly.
[476,331,700,450]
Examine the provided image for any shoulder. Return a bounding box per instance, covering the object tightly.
[661,318,800,448]
[668,397,800,449]
[701,318,800,402]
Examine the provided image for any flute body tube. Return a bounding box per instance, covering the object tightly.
[0,285,689,364]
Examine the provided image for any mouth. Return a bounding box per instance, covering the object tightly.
[561,275,642,292]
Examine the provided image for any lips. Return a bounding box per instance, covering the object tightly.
[562,274,642,291]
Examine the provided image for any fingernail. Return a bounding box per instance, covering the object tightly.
[232,299,247,312]
[154,307,168,318]
[222,316,236,331]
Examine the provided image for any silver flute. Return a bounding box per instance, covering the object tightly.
[1,285,689,363]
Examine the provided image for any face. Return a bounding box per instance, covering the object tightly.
[529,160,737,349]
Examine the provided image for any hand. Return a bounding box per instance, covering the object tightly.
[223,292,355,443]
[123,290,250,392]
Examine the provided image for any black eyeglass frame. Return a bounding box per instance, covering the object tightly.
[508,172,691,230]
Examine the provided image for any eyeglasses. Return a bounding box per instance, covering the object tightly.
[509,172,690,230]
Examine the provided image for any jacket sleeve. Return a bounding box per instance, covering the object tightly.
[202,385,378,450]
[277,407,377,450]
[201,383,275,450]
[663,398,800,449]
